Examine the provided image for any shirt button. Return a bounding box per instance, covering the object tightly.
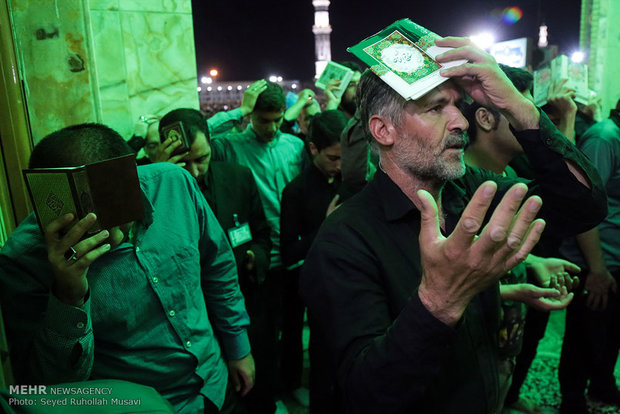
[545,138,552,145]
[152,277,159,284]
[186,340,192,348]
[169,310,176,317]
[76,322,85,329]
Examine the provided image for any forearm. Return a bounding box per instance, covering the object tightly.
[575,227,607,272]
[340,293,457,411]
[509,111,607,236]
[502,96,540,131]
[18,295,94,384]
[284,102,305,122]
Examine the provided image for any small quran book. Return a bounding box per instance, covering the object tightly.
[533,67,552,106]
[160,120,191,156]
[550,55,589,105]
[315,61,355,100]
[23,154,145,234]
[534,56,589,107]
[347,18,466,100]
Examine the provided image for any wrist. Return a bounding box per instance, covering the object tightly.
[240,106,252,117]
[52,281,88,307]
[505,100,540,131]
[418,284,467,327]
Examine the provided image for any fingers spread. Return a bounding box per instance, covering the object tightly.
[415,189,441,245]
[448,181,497,250]
[504,219,546,270]
[476,183,528,251]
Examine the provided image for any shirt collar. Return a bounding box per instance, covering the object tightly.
[372,168,467,222]
[244,124,282,146]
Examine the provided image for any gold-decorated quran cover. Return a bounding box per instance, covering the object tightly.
[160,120,191,156]
[23,154,145,234]
[347,18,466,100]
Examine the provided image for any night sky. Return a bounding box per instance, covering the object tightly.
[192,0,583,82]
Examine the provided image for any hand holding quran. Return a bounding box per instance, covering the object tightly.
[435,37,539,131]
[23,154,145,306]
[44,212,112,306]
[347,19,539,130]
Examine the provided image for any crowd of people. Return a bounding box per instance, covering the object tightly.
[0,30,618,414]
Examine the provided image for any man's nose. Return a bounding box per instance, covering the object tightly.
[449,107,469,132]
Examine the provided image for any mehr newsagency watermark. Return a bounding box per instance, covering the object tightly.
[8,385,142,407]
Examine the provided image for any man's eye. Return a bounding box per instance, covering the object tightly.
[429,105,442,113]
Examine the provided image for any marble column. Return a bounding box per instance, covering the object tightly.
[580,0,620,115]
[8,0,199,142]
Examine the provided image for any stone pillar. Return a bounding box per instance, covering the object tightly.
[8,0,199,142]
[580,0,620,115]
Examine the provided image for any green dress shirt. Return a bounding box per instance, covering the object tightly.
[0,163,250,413]
[211,126,304,268]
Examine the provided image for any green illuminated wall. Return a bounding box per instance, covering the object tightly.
[8,0,199,142]
[580,0,620,115]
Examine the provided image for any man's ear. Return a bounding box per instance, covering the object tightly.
[308,141,319,156]
[368,115,396,146]
[475,108,497,132]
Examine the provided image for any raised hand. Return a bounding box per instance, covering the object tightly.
[324,79,342,110]
[435,37,539,131]
[152,137,188,166]
[415,182,546,325]
[44,213,111,306]
[240,79,268,116]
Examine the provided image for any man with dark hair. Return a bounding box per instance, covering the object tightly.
[211,80,304,283]
[210,80,304,411]
[300,35,606,413]
[279,110,347,411]
[157,107,276,413]
[0,123,253,414]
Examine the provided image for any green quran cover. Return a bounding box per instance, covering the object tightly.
[315,61,355,100]
[348,18,466,100]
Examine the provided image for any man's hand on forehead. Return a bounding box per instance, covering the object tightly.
[434,36,539,130]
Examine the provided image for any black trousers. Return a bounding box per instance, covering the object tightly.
[280,267,306,391]
[558,268,620,401]
[504,308,551,404]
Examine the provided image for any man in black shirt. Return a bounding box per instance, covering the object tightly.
[299,36,607,413]
[280,110,347,412]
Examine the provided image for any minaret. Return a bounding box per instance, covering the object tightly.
[313,0,332,78]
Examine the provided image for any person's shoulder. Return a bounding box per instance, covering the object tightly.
[211,160,253,180]
[278,132,305,149]
[282,169,306,197]
[582,119,620,142]
[0,214,46,265]
[137,162,197,195]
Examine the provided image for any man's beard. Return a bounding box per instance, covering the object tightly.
[396,132,467,183]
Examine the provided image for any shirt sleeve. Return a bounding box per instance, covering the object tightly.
[579,134,617,185]
[465,110,608,237]
[207,108,244,137]
[194,179,251,360]
[245,168,272,285]
[0,226,94,384]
